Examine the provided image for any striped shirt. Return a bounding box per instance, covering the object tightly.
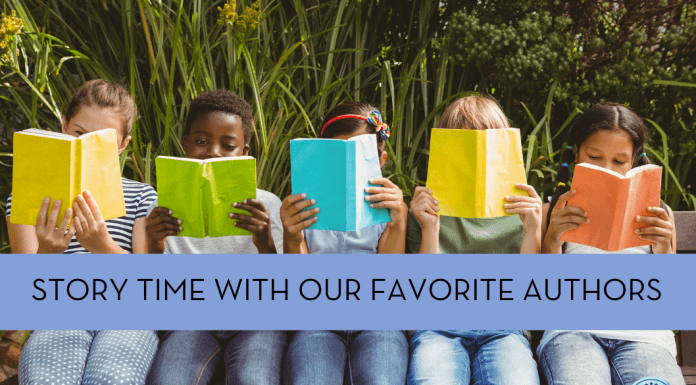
[6,178,157,253]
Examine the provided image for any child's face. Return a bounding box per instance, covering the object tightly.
[61,106,131,153]
[331,128,388,167]
[183,111,250,160]
[575,129,634,176]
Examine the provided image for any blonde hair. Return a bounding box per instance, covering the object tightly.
[439,96,509,130]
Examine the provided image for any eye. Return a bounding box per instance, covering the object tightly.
[223,143,236,150]
[588,155,600,160]
[613,159,627,165]
[195,139,208,145]
[75,131,85,136]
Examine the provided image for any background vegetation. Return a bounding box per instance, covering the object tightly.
[1,0,694,253]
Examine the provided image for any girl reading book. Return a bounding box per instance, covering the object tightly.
[538,103,683,385]
[7,80,158,384]
[406,96,541,385]
[280,102,408,384]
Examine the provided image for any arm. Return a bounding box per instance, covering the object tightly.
[131,217,149,254]
[72,191,128,254]
[541,190,589,254]
[366,178,407,254]
[9,198,74,254]
[504,184,542,254]
[8,220,38,253]
[145,207,182,254]
[280,193,318,254]
[409,186,440,254]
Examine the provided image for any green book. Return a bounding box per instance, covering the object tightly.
[155,156,257,238]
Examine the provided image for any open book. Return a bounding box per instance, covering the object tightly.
[155,156,257,238]
[560,163,663,251]
[426,128,528,218]
[11,128,125,226]
[290,134,391,231]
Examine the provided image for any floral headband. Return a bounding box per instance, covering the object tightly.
[320,110,391,141]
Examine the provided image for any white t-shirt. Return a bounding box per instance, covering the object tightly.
[145,189,283,254]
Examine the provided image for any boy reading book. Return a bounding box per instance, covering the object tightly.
[144,90,286,385]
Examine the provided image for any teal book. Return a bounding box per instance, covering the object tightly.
[290,134,391,231]
[155,156,257,238]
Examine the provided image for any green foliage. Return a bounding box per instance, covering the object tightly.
[0,0,693,253]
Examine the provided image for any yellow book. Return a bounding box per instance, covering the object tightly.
[425,128,527,218]
[11,128,126,226]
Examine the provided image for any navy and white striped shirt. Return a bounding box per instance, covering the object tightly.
[6,178,157,253]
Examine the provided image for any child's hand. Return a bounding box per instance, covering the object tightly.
[364,178,408,227]
[504,184,543,236]
[543,190,589,248]
[280,193,319,249]
[145,207,182,253]
[230,199,276,254]
[35,197,75,254]
[410,186,440,231]
[636,207,674,254]
[72,191,120,254]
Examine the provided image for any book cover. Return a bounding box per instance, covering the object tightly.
[560,163,662,251]
[156,156,257,238]
[426,128,527,218]
[11,128,125,226]
[290,134,391,232]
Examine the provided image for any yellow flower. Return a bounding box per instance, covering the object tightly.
[217,0,238,26]
[238,1,261,31]
[1,10,23,67]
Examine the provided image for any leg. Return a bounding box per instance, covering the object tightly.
[609,340,686,385]
[347,330,408,385]
[146,331,222,385]
[283,330,347,385]
[471,331,539,385]
[407,330,471,385]
[539,331,612,385]
[225,331,288,385]
[82,330,158,385]
[19,330,95,385]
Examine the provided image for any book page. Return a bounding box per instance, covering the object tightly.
[156,157,207,238]
[619,166,662,250]
[206,157,257,237]
[352,134,391,230]
[19,128,77,141]
[78,129,126,221]
[485,128,528,218]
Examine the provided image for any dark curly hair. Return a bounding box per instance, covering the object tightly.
[184,89,254,144]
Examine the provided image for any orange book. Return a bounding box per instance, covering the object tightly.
[560,163,662,251]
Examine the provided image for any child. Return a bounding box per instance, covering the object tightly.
[144,90,286,385]
[280,102,409,384]
[538,103,683,385]
[406,96,541,385]
[7,80,158,384]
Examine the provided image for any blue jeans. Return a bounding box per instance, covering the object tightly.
[283,330,409,385]
[146,331,288,385]
[540,331,686,385]
[20,330,158,385]
[407,330,539,385]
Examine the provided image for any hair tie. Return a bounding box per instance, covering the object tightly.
[561,163,569,168]
[557,182,566,187]
[639,152,646,158]
[321,110,391,141]
[565,145,573,150]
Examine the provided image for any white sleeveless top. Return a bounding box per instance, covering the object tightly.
[538,242,675,358]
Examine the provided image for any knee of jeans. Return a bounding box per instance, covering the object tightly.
[232,366,281,385]
[411,335,461,363]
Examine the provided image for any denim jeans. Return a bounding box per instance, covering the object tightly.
[20,330,158,385]
[283,330,409,385]
[539,331,686,385]
[146,331,288,385]
[407,330,539,385]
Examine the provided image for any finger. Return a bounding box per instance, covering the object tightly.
[646,207,670,221]
[556,206,587,218]
[36,197,51,229]
[150,207,177,218]
[46,199,63,230]
[504,203,539,212]
[369,201,400,209]
[75,195,95,229]
[505,196,542,203]
[365,186,395,195]
[556,215,590,224]
[514,184,540,199]
[154,230,179,240]
[289,207,320,225]
[233,221,261,233]
[82,190,104,222]
[240,199,268,212]
[369,178,397,188]
[638,234,661,244]
[414,186,433,195]
[365,193,399,202]
[555,190,577,210]
[153,222,182,234]
[636,226,671,237]
[56,208,73,236]
[230,212,264,227]
[233,202,265,218]
[150,214,182,227]
[636,215,672,229]
[72,215,83,237]
[72,201,89,233]
[289,216,318,233]
[282,193,308,206]
[557,223,582,233]
[287,198,317,217]
[423,203,439,216]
